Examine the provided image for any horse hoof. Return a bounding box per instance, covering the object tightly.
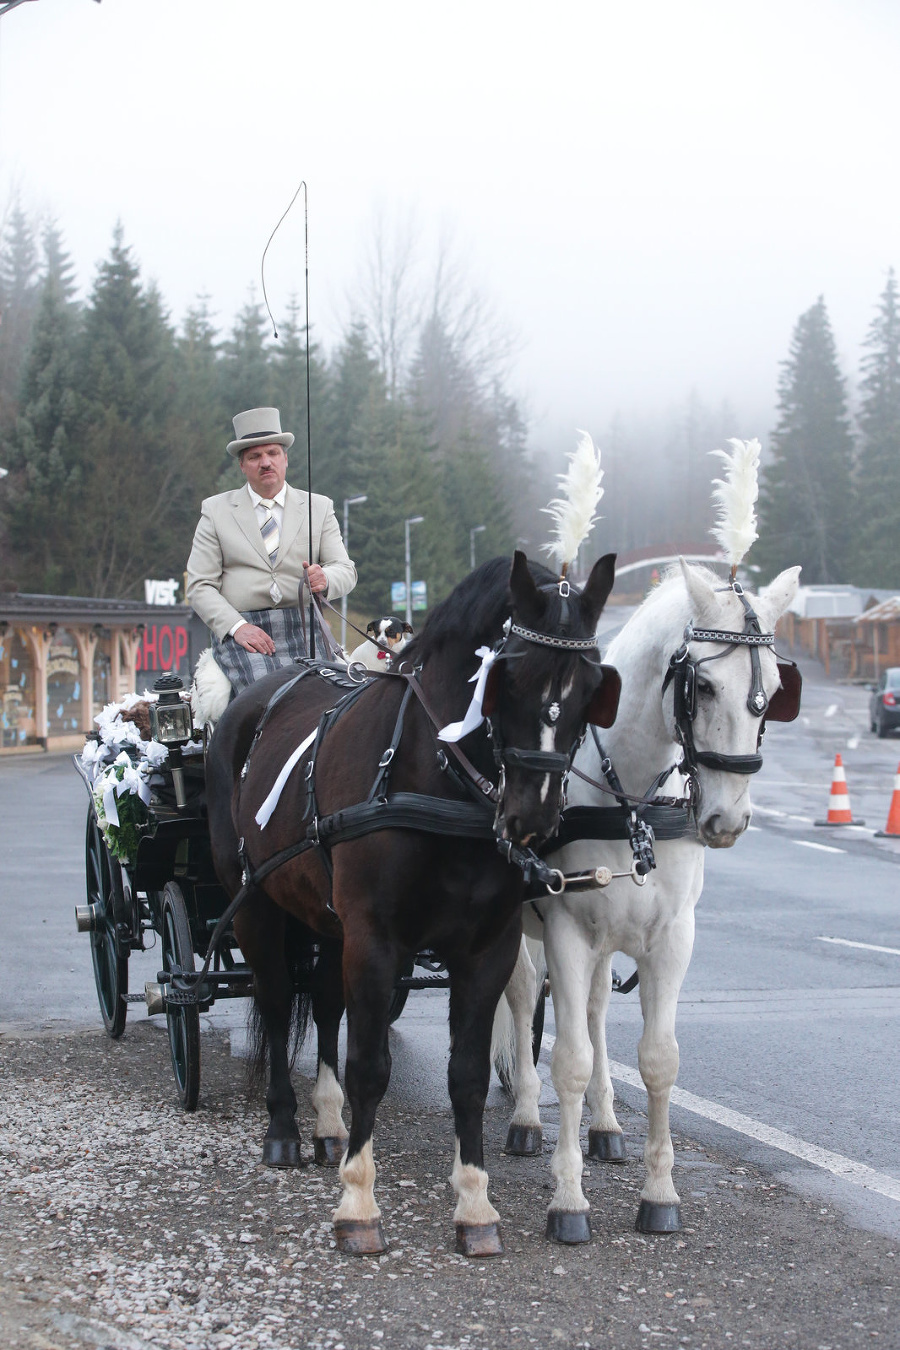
[588,1129,626,1163]
[314,1136,346,1167]
[635,1200,682,1233]
[455,1222,504,1257]
[334,1219,387,1255]
[505,1124,543,1156]
[545,1209,591,1244]
[261,1138,304,1168]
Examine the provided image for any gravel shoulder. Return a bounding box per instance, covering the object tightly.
[1,1022,896,1350]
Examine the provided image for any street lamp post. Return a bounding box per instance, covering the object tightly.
[404,515,424,627]
[341,494,367,648]
[469,524,486,571]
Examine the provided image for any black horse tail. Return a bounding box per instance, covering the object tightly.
[246,912,318,1097]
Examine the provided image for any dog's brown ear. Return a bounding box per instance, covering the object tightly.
[403,622,413,634]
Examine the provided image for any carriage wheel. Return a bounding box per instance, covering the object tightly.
[388,986,411,1024]
[496,981,547,1095]
[84,808,129,1038]
[160,882,201,1112]
[388,958,415,1024]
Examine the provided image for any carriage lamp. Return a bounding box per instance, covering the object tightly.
[150,674,194,808]
[149,674,193,745]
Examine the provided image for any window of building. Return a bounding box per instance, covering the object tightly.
[0,629,38,748]
[47,628,82,735]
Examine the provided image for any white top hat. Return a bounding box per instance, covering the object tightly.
[226,407,295,458]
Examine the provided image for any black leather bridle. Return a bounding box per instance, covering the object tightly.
[484,580,615,812]
[662,581,802,783]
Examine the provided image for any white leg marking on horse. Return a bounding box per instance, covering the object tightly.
[546,921,594,1215]
[451,1141,499,1226]
[333,1140,380,1222]
[312,1062,348,1141]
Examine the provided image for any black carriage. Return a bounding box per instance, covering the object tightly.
[73,674,454,1110]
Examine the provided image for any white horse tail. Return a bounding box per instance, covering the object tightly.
[491,935,547,1088]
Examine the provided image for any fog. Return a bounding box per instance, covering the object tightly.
[2,0,898,456]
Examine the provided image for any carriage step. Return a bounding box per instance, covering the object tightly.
[125,993,148,1003]
[398,973,451,990]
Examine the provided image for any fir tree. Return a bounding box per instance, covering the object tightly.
[269,299,334,500]
[0,203,41,439]
[168,296,227,563]
[853,270,900,586]
[5,227,82,591]
[71,227,180,597]
[757,298,854,584]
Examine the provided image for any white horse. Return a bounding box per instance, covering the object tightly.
[495,559,801,1243]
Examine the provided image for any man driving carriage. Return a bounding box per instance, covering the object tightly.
[186,407,357,692]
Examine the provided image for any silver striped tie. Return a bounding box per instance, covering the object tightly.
[260,503,279,563]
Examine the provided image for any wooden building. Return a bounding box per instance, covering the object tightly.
[0,591,207,754]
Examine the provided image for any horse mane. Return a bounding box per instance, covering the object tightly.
[404,555,560,666]
[608,562,735,667]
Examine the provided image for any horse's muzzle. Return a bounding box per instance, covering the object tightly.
[697,811,751,848]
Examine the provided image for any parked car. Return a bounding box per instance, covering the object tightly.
[869,667,900,737]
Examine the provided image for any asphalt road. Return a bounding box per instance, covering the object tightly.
[1,652,899,1348]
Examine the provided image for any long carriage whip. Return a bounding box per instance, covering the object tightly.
[261,178,316,657]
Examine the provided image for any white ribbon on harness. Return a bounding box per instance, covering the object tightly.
[437,646,497,744]
[255,728,318,830]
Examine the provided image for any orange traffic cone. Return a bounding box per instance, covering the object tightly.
[815,753,864,827]
[875,764,900,838]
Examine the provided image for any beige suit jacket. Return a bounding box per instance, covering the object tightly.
[186,483,357,639]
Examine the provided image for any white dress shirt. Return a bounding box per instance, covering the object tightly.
[229,483,289,636]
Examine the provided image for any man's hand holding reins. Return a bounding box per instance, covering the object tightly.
[304,562,328,594]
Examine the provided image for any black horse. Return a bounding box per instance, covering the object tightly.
[206,551,616,1257]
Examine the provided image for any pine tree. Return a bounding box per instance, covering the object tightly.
[5,227,82,592]
[853,270,900,586]
[70,227,180,597]
[756,298,854,584]
[408,311,515,573]
[0,203,41,441]
[269,298,334,500]
[168,296,227,565]
[327,323,407,615]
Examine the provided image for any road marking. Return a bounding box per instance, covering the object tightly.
[794,840,846,854]
[817,936,900,957]
[540,1035,900,1203]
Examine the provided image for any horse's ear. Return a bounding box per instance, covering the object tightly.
[580,553,616,627]
[588,664,621,727]
[766,660,802,722]
[679,557,718,620]
[758,566,801,627]
[509,550,546,623]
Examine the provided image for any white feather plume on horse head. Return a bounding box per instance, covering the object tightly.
[541,430,604,574]
[709,437,761,573]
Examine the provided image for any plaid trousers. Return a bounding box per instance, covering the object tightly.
[212,607,329,693]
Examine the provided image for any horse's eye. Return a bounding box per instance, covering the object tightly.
[697,679,715,699]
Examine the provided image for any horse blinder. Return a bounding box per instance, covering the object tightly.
[482,662,501,718]
[765,660,802,723]
[588,664,621,728]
